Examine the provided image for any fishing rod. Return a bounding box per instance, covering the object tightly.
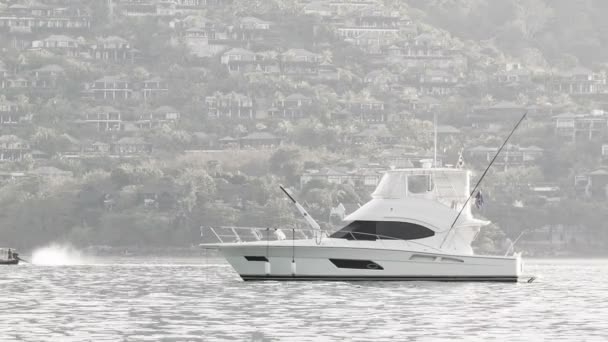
[440,112,528,248]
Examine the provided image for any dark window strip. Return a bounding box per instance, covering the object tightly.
[330,220,435,241]
[245,256,268,262]
[329,258,384,270]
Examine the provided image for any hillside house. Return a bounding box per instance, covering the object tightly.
[466,145,544,167]
[0,99,28,125]
[303,2,334,17]
[336,10,401,53]
[239,132,281,148]
[316,62,340,81]
[469,101,527,127]
[0,135,31,162]
[269,93,313,119]
[88,36,136,62]
[364,69,400,90]
[206,92,255,119]
[0,3,91,33]
[386,35,466,71]
[3,76,29,89]
[404,96,441,114]
[553,111,608,142]
[220,47,256,66]
[32,35,81,57]
[280,49,322,75]
[141,77,169,99]
[548,67,606,95]
[84,106,123,131]
[119,1,177,17]
[417,69,459,95]
[329,0,381,16]
[136,106,180,129]
[234,16,272,41]
[173,0,220,9]
[341,96,386,122]
[351,124,398,145]
[111,137,152,156]
[90,75,133,100]
[220,48,278,74]
[496,63,532,85]
[88,141,111,154]
[218,136,239,149]
[31,64,65,90]
[181,27,213,57]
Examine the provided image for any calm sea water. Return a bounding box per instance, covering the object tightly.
[1,257,607,341]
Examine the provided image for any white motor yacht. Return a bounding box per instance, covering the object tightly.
[202,167,527,282]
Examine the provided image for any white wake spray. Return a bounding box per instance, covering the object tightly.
[31,243,92,265]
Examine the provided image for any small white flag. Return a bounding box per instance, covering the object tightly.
[457,148,465,169]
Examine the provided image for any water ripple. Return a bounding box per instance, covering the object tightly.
[1,259,607,341]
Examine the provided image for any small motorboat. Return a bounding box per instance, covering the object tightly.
[0,248,20,265]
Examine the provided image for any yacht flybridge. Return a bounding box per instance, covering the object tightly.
[202,167,527,282]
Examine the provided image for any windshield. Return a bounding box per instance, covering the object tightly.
[330,220,436,241]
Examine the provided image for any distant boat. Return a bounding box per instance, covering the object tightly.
[0,248,20,265]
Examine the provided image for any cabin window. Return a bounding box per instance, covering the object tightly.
[245,256,268,262]
[330,220,435,241]
[329,259,384,270]
[408,174,433,193]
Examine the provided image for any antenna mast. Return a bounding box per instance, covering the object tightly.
[433,112,437,168]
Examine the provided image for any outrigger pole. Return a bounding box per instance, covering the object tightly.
[279,185,321,230]
[440,112,528,248]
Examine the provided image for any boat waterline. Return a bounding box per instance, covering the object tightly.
[218,243,522,281]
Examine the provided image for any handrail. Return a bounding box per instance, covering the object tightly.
[205,226,444,252]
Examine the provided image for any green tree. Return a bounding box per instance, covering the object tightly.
[269,148,303,185]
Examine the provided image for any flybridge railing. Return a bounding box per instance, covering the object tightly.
[433,171,464,200]
[203,226,443,252]
[204,226,312,244]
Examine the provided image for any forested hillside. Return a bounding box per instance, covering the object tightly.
[408,0,608,67]
[0,0,607,256]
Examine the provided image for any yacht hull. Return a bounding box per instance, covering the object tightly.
[217,244,521,282]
